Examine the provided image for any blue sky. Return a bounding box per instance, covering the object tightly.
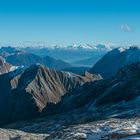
[0,0,140,46]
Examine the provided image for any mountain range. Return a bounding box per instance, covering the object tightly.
[90,46,140,78]
[0,64,97,125]
[55,62,140,118]
[1,61,139,140]
[22,44,110,66]
[0,47,71,70]
[0,60,139,139]
[0,45,140,139]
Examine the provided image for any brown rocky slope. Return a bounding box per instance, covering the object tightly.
[0,64,99,125]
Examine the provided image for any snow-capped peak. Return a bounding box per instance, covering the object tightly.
[118,47,126,53]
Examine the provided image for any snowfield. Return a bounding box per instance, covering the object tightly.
[2,117,140,140]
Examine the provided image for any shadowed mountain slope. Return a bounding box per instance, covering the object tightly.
[0,64,97,125]
[56,62,140,118]
[90,46,140,78]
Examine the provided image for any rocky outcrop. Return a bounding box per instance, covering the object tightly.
[0,64,97,125]
[0,56,17,75]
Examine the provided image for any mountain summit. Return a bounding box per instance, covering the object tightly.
[89,46,140,78]
[0,64,97,125]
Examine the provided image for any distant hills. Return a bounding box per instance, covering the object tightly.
[0,47,71,70]
[22,44,110,66]
[0,45,110,72]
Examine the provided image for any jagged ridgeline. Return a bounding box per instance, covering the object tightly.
[0,46,140,139]
[0,63,99,125]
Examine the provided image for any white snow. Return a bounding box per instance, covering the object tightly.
[23,44,113,51]
[66,72,73,78]
[9,66,24,77]
[74,133,87,139]
[9,66,19,72]
[118,47,126,53]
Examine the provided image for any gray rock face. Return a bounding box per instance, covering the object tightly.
[0,64,96,125]
[90,46,140,78]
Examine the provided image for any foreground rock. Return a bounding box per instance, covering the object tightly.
[3,117,140,140]
[0,128,49,140]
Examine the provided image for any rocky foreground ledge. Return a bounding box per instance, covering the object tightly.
[1,117,140,140]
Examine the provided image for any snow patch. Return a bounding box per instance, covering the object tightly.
[74,133,87,139]
[118,47,126,53]
[9,66,19,72]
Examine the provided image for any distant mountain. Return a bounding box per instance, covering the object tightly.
[89,46,140,78]
[0,64,96,125]
[0,45,110,68]
[6,52,43,67]
[0,46,18,54]
[72,44,111,66]
[0,47,71,70]
[22,44,110,63]
[23,43,112,51]
[0,46,21,57]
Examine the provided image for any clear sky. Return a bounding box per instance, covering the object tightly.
[0,0,140,46]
